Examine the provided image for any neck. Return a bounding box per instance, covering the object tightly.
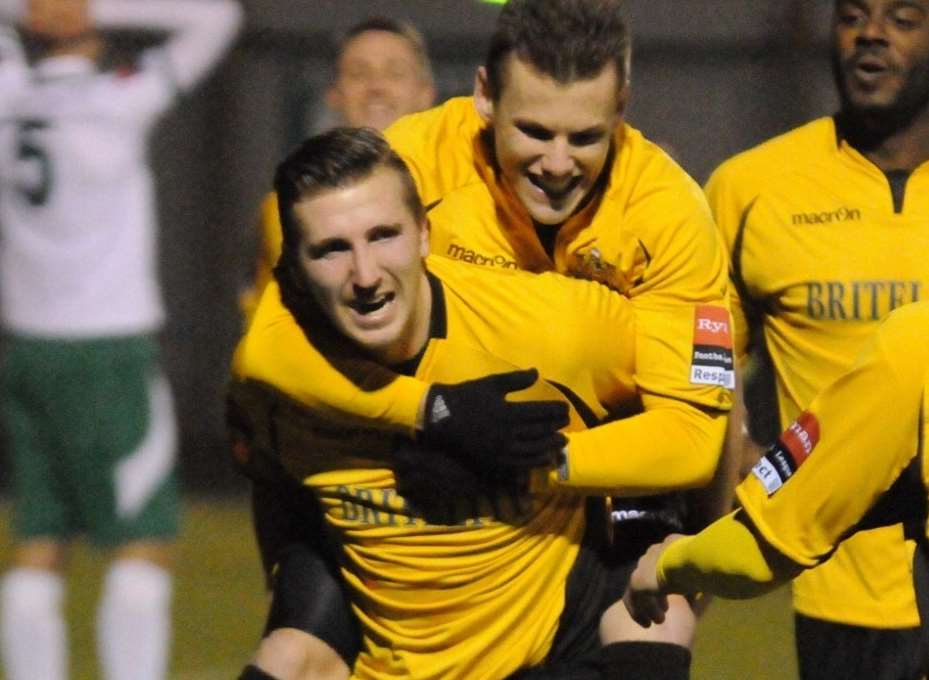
[841,106,929,172]
[378,271,433,366]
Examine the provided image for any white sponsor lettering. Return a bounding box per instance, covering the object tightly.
[789,421,814,455]
[690,365,735,389]
[752,457,783,495]
[697,318,730,334]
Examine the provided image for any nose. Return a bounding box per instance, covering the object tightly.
[351,246,381,290]
[540,138,574,178]
[857,15,889,45]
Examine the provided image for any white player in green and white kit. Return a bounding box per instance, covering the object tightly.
[0,1,241,679]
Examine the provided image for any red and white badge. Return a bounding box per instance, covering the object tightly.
[752,411,820,495]
[690,305,735,389]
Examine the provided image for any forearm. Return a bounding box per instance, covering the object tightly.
[92,0,242,91]
[657,511,801,599]
[558,400,726,493]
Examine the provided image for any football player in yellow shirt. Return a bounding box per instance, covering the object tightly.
[238,0,733,677]
[624,301,929,680]
[232,127,731,679]
[705,0,929,676]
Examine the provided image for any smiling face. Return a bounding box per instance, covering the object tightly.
[475,55,625,226]
[327,29,435,132]
[292,166,431,364]
[832,0,929,125]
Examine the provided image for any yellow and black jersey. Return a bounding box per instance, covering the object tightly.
[236,339,589,679]
[235,97,732,476]
[705,116,929,626]
[658,303,929,602]
[235,257,730,493]
[387,98,727,300]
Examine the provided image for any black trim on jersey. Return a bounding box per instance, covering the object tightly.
[885,170,911,215]
[548,380,601,428]
[392,271,447,376]
[424,198,443,214]
[834,113,913,216]
[855,398,928,535]
[731,197,781,445]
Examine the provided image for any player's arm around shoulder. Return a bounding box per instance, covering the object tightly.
[232,281,429,437]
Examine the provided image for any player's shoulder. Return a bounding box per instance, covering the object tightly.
[386,97,481,156]
[708,117,837,189]
[428,254,620,319]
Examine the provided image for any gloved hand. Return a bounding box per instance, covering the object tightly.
[419,368,569,471]
[392,438,531,526]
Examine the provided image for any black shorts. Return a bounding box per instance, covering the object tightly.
[794,613,929,680]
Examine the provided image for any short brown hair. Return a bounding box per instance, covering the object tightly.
[485,0,630,100]
[274,127,426,259]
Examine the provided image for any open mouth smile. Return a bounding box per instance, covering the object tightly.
[528,174,583,202]
[349,292,394,316]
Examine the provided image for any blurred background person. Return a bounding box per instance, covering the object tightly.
[240,16,436,321]
[0,1,241,679]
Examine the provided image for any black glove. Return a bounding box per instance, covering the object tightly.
[420,368,569,471]
[392,438,531,526]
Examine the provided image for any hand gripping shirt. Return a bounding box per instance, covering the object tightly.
[658,302,929,604]
[237,96,732,482]
[705,116,929,626]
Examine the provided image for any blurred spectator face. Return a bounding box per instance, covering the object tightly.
[25,0,92,40]
[327,29,436,131]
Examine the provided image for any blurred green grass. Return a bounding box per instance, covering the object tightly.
[0,498,796,679]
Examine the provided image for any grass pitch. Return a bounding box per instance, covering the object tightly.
[0,498,796,679]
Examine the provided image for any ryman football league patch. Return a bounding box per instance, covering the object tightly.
[690,305,735,389]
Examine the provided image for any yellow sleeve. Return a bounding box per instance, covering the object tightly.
[620,159,735,411]
[555,162,733,493]
[657,510,801,598]
[735,303,929,567]
[233,281,429,436]
[559,394,726,492]
[240,192,285,326]
[704,160,757,362]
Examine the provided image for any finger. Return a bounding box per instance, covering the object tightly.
[506,433,567,458]
[503,400,570,425]
[487,367,539,394]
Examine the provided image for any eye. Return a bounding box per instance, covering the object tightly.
[569,130,605,147]
[307,239,350,260]
[369,225,401,242]
[835,4,865,27]
[890,8,924,30]
[516,123,554,141]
